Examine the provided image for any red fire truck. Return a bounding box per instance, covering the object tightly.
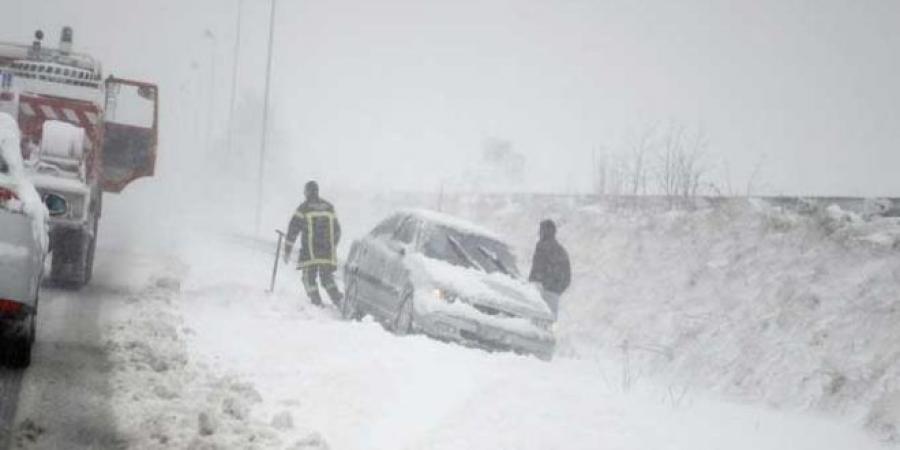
[0,28,159,287]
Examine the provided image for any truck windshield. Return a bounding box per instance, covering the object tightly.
[423,226,521,277]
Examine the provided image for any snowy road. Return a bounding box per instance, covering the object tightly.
[1,276,138,448]
[0,224,889,449]
[0,240,189,448]
[0,368,22,448]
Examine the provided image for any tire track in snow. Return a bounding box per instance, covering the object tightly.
[0,368,23,450]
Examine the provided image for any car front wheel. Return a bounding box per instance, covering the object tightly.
[393,293,415,335]
[341,276,364,321]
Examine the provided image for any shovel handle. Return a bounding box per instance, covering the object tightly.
[269,230,286,292]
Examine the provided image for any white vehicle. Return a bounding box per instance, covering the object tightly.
[342,209,556,360]
[0,112,48,368]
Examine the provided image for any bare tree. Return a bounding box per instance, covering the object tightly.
[625,125,657,196]
[593,121,712,208]
[657,122,684,198]
[655,123,709,207]
[678,129,707,198]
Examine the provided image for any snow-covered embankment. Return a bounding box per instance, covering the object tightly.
[433,195,900,441]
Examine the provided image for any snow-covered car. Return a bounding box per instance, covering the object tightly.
[0,112,49,368]
[342,209,556,360]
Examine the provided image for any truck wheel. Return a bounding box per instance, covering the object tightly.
[84,223,98,284]
[86,192,101,284]
[50,229,94,289]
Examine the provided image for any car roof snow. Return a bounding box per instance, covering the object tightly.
[399,208,504,241]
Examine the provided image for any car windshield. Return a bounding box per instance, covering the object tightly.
[422,225,520,277]
[0,153,8,174]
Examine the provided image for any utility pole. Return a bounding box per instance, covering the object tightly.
[203,29,217,156]
[190,60,202,154]
[255,0,277,234]
[226,0,243,157]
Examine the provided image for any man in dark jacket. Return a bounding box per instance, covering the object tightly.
[528,219,571,319]
[283,181,343,307]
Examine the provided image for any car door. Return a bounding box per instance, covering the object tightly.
[378,216,419,315]
[102,77,159,193]
[357,215,414,320]
[351,215,402,318]
[343,239,364,295]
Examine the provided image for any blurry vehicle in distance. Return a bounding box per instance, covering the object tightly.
[342,209,556,360]
[0,112,48,368]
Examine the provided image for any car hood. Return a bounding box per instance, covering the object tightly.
[408,254,553,321]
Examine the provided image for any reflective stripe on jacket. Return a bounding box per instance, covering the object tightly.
[284,198,342,269]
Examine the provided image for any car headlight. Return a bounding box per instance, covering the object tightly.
[432,288,457,304]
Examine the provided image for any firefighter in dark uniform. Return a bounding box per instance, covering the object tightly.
[283,181,343,307]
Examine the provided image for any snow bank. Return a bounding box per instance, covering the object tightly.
[326,191,900,441]
[170,223,884,450]
[100,275,305,449]
[122,181,897,443]
[426,195,900,442]
[57,189,885,449]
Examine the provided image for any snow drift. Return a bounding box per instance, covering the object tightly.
[136,176,900,441]
[332,191,900,441]
[427,194,900,441]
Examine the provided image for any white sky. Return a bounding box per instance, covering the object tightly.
[2,0,899,196]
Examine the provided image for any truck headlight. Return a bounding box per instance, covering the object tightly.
[43,193,68,217]
[38,191,85,220]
